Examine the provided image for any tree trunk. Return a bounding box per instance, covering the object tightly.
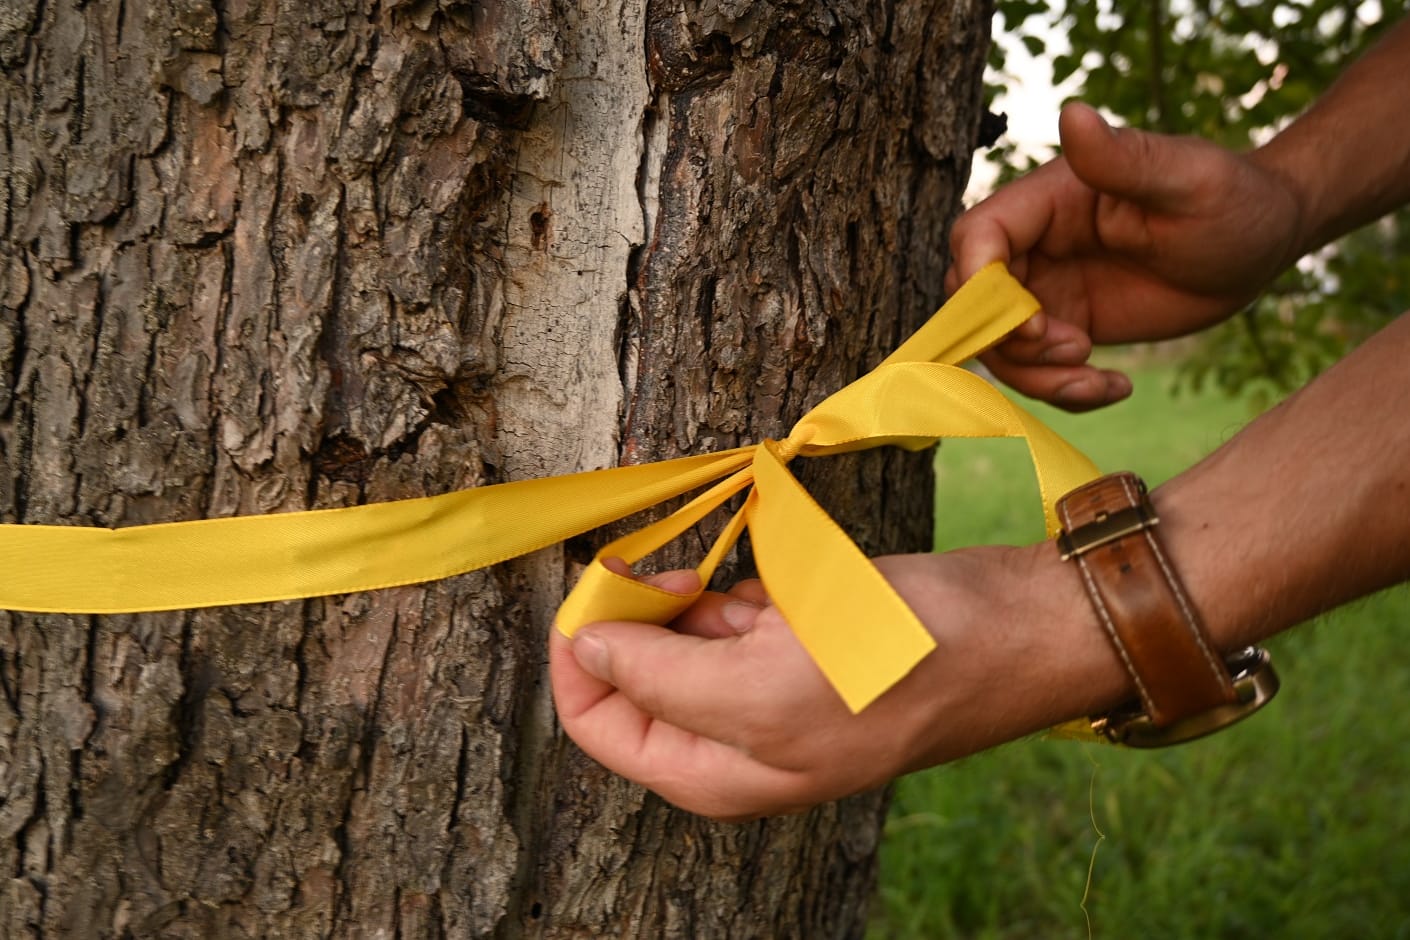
[0,0,991,935]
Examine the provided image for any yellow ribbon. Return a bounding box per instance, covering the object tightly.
[0,263,1099,712]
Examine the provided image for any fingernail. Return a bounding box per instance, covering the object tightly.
[1109,374,1133,401]
[721,602,761,633]
[574,633,611,681]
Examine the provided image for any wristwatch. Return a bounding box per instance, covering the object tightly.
[1056,472,1279,747]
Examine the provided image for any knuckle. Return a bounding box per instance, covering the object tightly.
[629,678,668,718]
[731,718,780,761]
[615,650,668,715]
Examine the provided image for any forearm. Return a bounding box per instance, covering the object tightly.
[1255,16,1410,262]
[1155,311,1410,651]
[990,310,1410,742]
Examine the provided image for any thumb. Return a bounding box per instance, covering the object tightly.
[1059,102,1207,212]
[572,620,752,744]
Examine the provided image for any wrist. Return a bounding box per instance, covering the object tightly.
[1247,139,1322,269]
[897,543,1134,768]
[1248,19,1410,263]
[1006,539,1138,721]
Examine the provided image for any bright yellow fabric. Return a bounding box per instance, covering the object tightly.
[0,263,1100,712]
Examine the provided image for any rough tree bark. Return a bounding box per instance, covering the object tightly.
[0,0,991,936]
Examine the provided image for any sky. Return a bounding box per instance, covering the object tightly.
[965,14,1079,203]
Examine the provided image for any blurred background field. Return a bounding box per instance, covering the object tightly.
[869,365,1410,939]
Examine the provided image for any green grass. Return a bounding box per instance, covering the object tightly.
[870,368,1410,940]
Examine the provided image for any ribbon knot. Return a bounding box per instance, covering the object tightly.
[0,264,1098,713]
[558,262,1100,711]
[772,432,810,464]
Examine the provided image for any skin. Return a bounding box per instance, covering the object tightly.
[552,18,1410,820]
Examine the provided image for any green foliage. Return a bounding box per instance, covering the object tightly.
[1182,210,1410,405]
[981,0,1410,398]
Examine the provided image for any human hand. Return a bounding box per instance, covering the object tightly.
[947,102,1306,411]
[549,549,1128,820]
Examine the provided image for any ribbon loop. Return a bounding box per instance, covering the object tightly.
[556,468,754,632]
[748,440,937,711]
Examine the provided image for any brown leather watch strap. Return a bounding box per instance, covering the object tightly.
[1056,472,1237,729]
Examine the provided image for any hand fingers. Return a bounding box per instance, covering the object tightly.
[548,623,808,819]
[946,263,1047,340]
[977,290,1131,411]
[1011,310,1048,341]
[949,164,1067,282]
[949,215,1015,283]
[980,352,1133,412]
[599,557,703,595]
[1060,102,1215,214]
[726,578,769,606]
[567,619,769,746]
[670,589,762,639]
[567,685,807,820]
[549,622,618,721]
[573,607,846,761]
[597,558,764,605]
[989,315,1093,367]
[551,567,723,720]
[594,560,767,639]
[667,576,771,638]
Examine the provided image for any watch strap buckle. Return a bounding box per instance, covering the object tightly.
[1057,501,1159,561]
[1090,647,1280,747]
